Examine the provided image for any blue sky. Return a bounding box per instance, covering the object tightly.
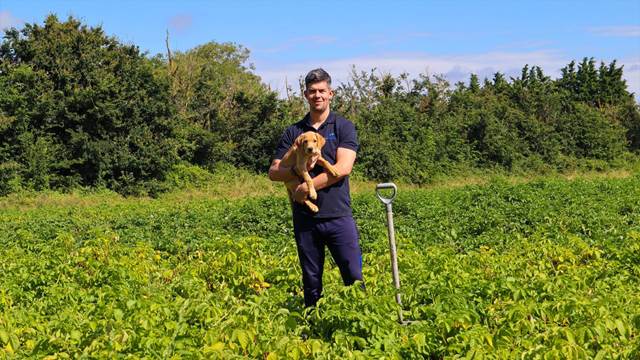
[1,0,639,98]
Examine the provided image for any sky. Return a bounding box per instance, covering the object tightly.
[1,0,639,98]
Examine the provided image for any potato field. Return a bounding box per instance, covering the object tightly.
[1,175,639,358]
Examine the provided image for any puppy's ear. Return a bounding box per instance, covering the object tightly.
[316,133,326,148]
[294,133,305,148]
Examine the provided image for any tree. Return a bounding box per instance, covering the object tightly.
[0,15,178,194]
[164,41,291,172]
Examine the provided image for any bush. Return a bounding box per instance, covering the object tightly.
[0,161,22,196]
[556,103,627,160]
[356,98,437,183]
[163,163,216,190]
[0,15,178,195]
[619,102,640,151]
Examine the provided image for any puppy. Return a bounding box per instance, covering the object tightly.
[280,131,340,212]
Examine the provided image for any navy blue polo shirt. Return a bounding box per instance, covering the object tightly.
[273,111,359,219]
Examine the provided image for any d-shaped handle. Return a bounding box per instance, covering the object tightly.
[376,182,397,205]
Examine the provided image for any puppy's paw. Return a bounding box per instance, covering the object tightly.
[328,167,340,177]
[307,203,319,213]
[309,188,317,200]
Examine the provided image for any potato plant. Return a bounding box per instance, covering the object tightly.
[1,175,639,358]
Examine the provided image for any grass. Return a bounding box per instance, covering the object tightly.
[1,158,638,212]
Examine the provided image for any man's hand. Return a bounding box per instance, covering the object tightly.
[293,182,310,204]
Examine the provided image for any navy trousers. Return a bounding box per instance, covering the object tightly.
[293,215,363,307]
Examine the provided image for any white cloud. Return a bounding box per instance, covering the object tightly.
[255,51,640,100]
[590,25,640,37]
[0,11,22,31]
[624,59,640,97]
[256,50,563,93]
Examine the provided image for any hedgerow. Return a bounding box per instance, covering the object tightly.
[1,16,639,195]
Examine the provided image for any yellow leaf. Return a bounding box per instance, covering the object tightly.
[25,339,35,350]
[204,342,225,352]
[485,333,493,347]
[4,341,13,354]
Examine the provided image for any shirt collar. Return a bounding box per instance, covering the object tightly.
[303,111,335,129]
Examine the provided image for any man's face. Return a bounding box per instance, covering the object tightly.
[304,80,333,113]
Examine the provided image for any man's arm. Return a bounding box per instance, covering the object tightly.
[269,128,302,183]
[292,147,356,202]
[268,159,300,182]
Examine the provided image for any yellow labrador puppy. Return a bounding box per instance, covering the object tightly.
[280,131,340,212]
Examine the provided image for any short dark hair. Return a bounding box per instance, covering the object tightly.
[304,68,331,88]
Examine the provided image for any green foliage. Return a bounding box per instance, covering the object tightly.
[558,58,633,107]
[357,97,436,182]
[164,41,292,173]
[332,63,638,183]
[168,42,262,129]
[1,14,639,196]
[619,102,640,151]
[163,163,217,190]
[0,15,178,195]
[0,161,22,196]
[1,176,639,357]
[556,103,627,160]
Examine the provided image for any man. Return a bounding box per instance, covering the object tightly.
[268,68,363,307]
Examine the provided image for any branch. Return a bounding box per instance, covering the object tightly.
[165,29,176,77]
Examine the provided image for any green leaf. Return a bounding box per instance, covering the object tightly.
[565,329,575,344]
[413,333,426,347]
[615,319,626,337]
[70,330,82,340]
[233,330,249,350]
[126,300,137,309]
[0,330,8,345]
[114,309,124,321]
